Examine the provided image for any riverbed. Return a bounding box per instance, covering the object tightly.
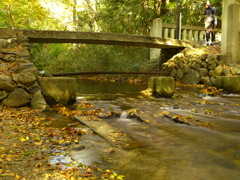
[51,79,240,180]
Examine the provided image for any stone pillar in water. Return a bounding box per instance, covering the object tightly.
[150,18,162,63]
[38,77,77,105]
[148,77,175,97]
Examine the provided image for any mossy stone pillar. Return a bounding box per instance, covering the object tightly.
[215,76,240,93]
[148,77,175,97]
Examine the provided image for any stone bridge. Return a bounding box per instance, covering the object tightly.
[0,28,193,49]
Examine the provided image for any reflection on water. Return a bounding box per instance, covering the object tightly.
[61,80,240,179]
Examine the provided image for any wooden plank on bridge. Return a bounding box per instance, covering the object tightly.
[12,29,193,49]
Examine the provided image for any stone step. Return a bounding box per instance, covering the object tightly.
[73,115,140,149]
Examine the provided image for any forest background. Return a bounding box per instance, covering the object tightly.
[0,0,222,74]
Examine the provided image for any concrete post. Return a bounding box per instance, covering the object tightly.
[150,18,162,62]
[221,0,240,64]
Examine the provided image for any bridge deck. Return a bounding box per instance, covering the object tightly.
[2,29,193,49]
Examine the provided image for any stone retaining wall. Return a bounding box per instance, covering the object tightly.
[0,29,77,110]
[160,48,240,88]
[0,29,49,110]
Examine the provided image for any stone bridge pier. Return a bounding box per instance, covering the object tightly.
[221,0,240,64]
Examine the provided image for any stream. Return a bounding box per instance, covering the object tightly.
[50,79,240,180]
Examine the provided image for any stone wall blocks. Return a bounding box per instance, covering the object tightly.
[236,68,240,75]
[201,62,208,68]
[0,90,9,101]
[208,62,217,70]
[16,32,29,44]
[0,82,15,92]
[200,53,208,60]
[2,55,16,62]
[0,29,17,39]
[214,65,223,76]
[231,68,239,75]
[14,50,31,58]
[170,68,177,77]
[11,63,38,77]
[24,82,41,95]
[181,64,189,74]
[31,90,50,111]
[0,52,4,59]
[2,88,31,107]
[0,63,7,68]
[210,77,216,86]
[176,68,184,79]
[199,68,208,76]
[178,61,184,69]
[0,74,12,83]
[18,57,32,63]
[209,70,215,77]
[223,67,231,76]
[207,54,218,62]
[200,76,212,86]
[18,72,36,87]
[181,69,200,84]
[0,39,7,48]
[191,63,201,71]
[8,43,19,48]
[7,38,17,44]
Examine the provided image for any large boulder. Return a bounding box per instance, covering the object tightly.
[38,77,77,105]
[2,88,31,107]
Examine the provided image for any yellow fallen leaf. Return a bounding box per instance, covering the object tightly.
[34,141,42,146]
[15,174,21,179]
[6,157,12,162]
[35,163,42,168]
[58,139,64,144]
[20,136,29,142]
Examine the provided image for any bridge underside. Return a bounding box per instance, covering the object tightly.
[14,29,193,49]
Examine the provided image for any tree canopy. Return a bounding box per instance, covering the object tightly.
[0,0,222,33]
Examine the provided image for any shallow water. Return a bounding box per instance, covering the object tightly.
[54,79,240,180]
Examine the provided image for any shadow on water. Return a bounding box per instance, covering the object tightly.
[52,79,240,180]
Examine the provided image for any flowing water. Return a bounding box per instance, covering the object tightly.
[53,79,240,180]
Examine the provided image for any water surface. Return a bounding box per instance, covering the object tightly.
[59,79,240,180]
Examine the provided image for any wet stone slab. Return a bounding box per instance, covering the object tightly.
[73,115,140,149]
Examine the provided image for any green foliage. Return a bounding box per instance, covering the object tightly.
[0,0,54,29]
[31,44,150,74]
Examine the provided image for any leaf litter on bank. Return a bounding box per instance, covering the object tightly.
[0,106,124,179]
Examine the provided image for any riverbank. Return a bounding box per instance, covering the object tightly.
[0,106,124,180]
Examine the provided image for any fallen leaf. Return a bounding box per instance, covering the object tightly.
[35,163,42,168]
[15,174,21,179]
